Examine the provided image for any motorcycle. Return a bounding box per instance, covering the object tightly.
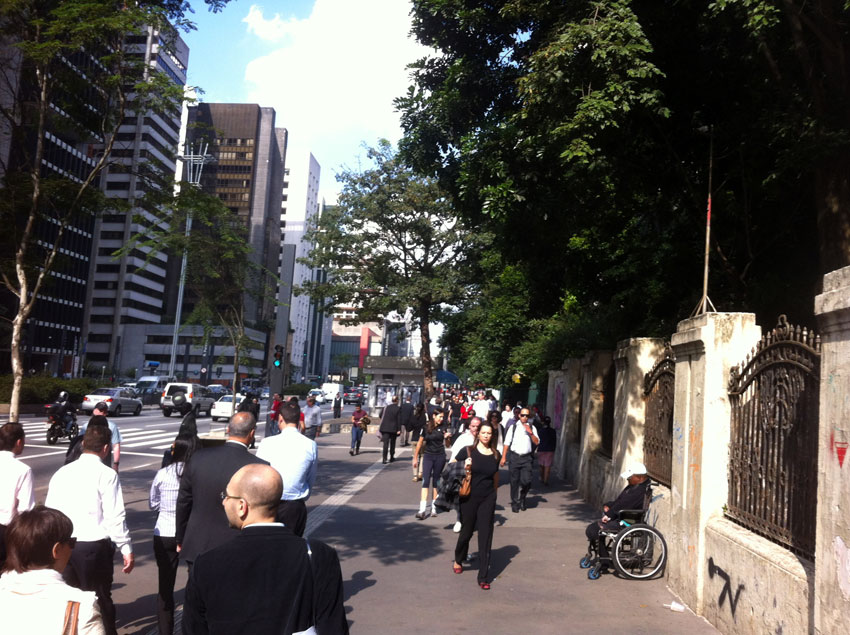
[45,402,78,444]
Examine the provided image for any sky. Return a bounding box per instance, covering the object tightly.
[182,0,430,201]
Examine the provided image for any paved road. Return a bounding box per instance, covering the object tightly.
[15,406,716,634]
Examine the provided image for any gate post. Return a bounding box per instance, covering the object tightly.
[814,266,850,634]
[668,313,760,613]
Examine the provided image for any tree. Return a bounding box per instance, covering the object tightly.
[299,141,488,400]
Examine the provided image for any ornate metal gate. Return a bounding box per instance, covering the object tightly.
[727,315,820,560]
[643,343,675,486]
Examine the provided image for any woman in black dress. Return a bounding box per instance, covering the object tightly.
[451,421,500,589]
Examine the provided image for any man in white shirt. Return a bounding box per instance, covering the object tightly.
[302,395,323,440]
[472,392,490,420]
[449,417,481,533]
[45,425,134,635]
[0,422,35,568]
[499,408,539,513]
[257,401,317,537]
[78,402,122,470]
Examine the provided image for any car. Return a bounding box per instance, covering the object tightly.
[343,387,365,405]
[81,387,143,416]
[206,384,231,398]
[211,394,245,422]
[260,386,270,399]
[160,382,217,417]
[307,388,325,404]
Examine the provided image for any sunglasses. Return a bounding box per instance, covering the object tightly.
[519,413,530,417]
[220,490,242,502]
[61,537,77,549]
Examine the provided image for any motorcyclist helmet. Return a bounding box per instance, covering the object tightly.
[58,391,69,402]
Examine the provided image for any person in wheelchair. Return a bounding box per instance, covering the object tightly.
[585,462,650,562]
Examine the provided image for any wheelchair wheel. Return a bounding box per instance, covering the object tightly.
[612,524,667,580]
[579,554,592,569]
[588,563,602,580]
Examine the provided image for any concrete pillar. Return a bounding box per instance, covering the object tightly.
[608,338,666,500]
[667,313,760,612]
[578,350,613,505]
[814,266,850,634]
[548,359,582,483]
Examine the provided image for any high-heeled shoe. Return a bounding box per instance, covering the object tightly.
[478,581,490,590]
[452,562,463,574]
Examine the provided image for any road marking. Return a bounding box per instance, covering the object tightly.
[304,449,409,537]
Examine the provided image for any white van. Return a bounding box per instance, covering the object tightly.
[134,376,175,404]
[321,382,344,400]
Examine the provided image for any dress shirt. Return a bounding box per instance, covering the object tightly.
[149,461,184,537]
[303,404,323,429]
[45,454,133,555]
[79,419,122,445]
[450,431,475,460]
[256,427,317,500]
[472,399,490,420]
[0,569,104,635]
[504,422,540,456]
[0,450,34,525]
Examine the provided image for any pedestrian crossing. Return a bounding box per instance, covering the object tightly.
[19,420,185,454]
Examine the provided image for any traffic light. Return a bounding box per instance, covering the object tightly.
[273,344,284,368]
[216,366,222,378]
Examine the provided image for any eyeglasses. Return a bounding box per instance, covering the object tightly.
[220,490,242,502]
[64,537,77,549]
[519,413,530,417]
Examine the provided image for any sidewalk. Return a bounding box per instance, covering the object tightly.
[304,434,718,634]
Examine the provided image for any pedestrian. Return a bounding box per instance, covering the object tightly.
[399,394,414,446]
[149,433,195,635]
[182,464,348,634]
[256,401,317,537]
[451,421,500,590]
[472,391,490,420]
[499,407,539,513]
[238,392,261,448]
[78,402,122,470]
[449,417,482,533]
[0,422,35,570]
[379,395,401,464]
[536,415,557,486]
[45,425,134,635]
[409,403,426,482]
[487,392,498,411]
[175,412,268,569]
[332,392,342,419]
[412,409,451,520]
[0,506,105,634]
[303,395,323,440]
[266,393,283,439]
[349,401,367,456]
[449,394,462,436]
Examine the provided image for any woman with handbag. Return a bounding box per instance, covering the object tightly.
[412,409,452,519]
[349,402,368,456]
[451,421,500,589]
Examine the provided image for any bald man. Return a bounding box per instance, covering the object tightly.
[183,464,348,635]
[175,412,268,567]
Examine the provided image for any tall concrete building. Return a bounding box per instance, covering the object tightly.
[84,27,189,372]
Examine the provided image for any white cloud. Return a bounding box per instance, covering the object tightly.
[242,1,430,198]
[242,5,302,42]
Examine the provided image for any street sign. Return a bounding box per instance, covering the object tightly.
[201,367,207,374]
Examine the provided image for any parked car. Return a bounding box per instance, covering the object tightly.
[81,388,143,416]
[160,382,216,417]
[343,387,365,405]
[307,388,325,404]
[210,394,245,422]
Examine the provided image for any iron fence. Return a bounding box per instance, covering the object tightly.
[727,315,820,560]
[643,343,675,486]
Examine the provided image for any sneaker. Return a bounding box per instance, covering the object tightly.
[415,511,427,520]
[452,521,462,533]
[349,450,354,456]
[430,508,438,518]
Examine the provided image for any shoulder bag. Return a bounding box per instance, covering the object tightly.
[458,448,472,498]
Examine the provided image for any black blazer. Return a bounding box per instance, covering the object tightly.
[379,403,401,433]
[398,401,414,426]
[175,441,268,563]
[182,525,348,635]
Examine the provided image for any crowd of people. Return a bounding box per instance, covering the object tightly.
[0,398,347,635]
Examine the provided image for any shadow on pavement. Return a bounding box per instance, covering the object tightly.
[343,570,377,602]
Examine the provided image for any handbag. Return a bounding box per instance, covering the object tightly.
[458,463,472,497]
[62,601,80,635]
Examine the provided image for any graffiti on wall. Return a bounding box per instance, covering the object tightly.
[708,556,745,619]
[831,428,847,468]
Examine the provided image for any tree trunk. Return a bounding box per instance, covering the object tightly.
[815,151,850,276]
[418,302,435,401]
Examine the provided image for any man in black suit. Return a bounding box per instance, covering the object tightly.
[175,411,268,567]
[398,395,414,447]
[182,463,348,635]
[379,395,401,464]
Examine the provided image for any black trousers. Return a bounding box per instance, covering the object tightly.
[455,489,497,583]
[508,451,533,507]
[381,432,397,462]
[276,497,308,537]
[63,538,117,635]
[152,535,179,635]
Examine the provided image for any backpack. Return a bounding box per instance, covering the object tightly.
[64,434,84,464]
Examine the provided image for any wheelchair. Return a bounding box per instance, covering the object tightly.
[579,486,668,580]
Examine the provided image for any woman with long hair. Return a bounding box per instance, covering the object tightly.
[451,421,501,590]
[149,433,196,635]
[412,409,451,519]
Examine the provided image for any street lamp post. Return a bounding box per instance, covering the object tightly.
[168,141,212,378]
